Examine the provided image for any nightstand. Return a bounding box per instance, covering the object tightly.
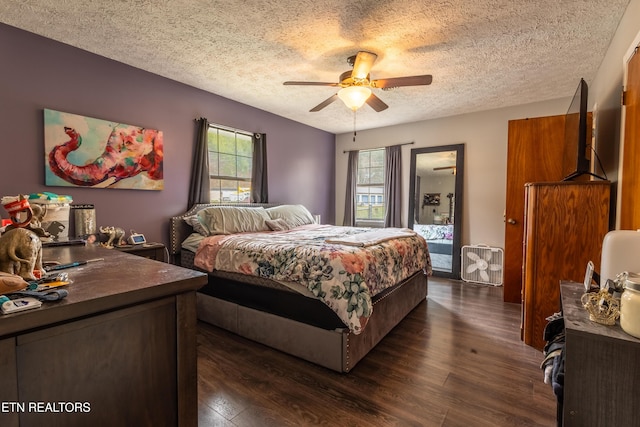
[115,242,168,262]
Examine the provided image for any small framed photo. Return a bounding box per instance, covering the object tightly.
[423,193,441,206]
[584,260,595,292]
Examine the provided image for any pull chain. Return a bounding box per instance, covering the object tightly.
[353,109,357,142]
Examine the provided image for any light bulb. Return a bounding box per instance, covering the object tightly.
[338,86,372,110]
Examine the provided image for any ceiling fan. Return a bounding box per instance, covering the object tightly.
[434,166,457,174]
[283,51,432,112]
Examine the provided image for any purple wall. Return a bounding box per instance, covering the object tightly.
[0,23,335,247]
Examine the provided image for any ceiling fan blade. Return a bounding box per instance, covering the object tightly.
[371,75,433,89]
[310,94,339,112]
[351,51,378,80]
[283,81,340,86]
[433,166,456,171]
[365,93,389,112]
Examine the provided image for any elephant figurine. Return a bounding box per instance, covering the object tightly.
[0,227,43,280]
[48,126,163,187]
[99,226,125,248]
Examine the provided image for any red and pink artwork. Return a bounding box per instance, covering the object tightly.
[44,109,163,190]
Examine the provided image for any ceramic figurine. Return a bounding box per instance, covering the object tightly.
[99,226,125,248]
[0,227,43,280]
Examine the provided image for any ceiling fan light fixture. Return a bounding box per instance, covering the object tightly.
[338,86,371,110]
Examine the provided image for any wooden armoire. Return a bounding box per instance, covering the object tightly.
[521,181,610,350]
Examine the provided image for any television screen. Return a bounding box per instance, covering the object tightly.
[562,78,589,181]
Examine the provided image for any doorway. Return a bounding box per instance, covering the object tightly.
[408,144,464,279]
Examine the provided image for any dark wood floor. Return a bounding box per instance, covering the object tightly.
[197,277,557,426]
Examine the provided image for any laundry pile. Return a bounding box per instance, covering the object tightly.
[541,312,565,426]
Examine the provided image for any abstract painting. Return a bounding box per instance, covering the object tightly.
[44,109,163,190]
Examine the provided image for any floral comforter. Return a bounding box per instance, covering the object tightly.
[193,224,431,334]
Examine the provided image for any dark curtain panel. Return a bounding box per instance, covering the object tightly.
[188,118,210,209]
[251,133,268,203]
[343,150,358,226]
[384,144,402,227]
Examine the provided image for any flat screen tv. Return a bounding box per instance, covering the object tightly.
[562,78,591,181]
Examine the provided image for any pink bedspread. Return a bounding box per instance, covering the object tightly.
[194,224,431,334]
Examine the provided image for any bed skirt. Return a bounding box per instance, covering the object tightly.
[197,269,427,372]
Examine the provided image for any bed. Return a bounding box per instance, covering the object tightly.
[169,203,431,372]
[413,224,454,255]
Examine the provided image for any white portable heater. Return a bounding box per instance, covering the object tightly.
[600,230,640,287]
[461,244,504,286]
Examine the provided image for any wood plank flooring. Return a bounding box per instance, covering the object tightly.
[197,277,557,426]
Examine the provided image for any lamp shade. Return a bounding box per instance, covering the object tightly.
[338,86,372,110]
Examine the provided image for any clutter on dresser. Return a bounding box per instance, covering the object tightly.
[27,192,73,241]
[0,192,85,307]
[0,266,72,315]
[1,194,50,238]
[1,192,73,243]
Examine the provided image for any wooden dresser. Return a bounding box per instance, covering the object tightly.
[0,244,206,427]
[522,181,610,350]
[561,281,640,426]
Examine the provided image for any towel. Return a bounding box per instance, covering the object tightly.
[325,228,417,247]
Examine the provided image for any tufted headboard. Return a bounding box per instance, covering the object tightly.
[168,202,277,264]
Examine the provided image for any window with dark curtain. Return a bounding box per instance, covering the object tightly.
[188,121,268,206]
[355,148,385,225]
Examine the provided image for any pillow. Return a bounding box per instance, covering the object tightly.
[196,206,270,235]
[183,215,209,236]
[266,205,315,227]
[265,218,292,231]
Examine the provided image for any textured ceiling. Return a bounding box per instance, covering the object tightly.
[0,0,631,134]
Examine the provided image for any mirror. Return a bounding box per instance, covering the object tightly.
[408,144,464,279]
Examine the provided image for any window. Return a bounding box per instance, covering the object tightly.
[208,125,253,202]
[356,148,385,221]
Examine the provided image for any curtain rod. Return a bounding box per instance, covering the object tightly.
[343,141,414,153]
[194,118,253,137]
